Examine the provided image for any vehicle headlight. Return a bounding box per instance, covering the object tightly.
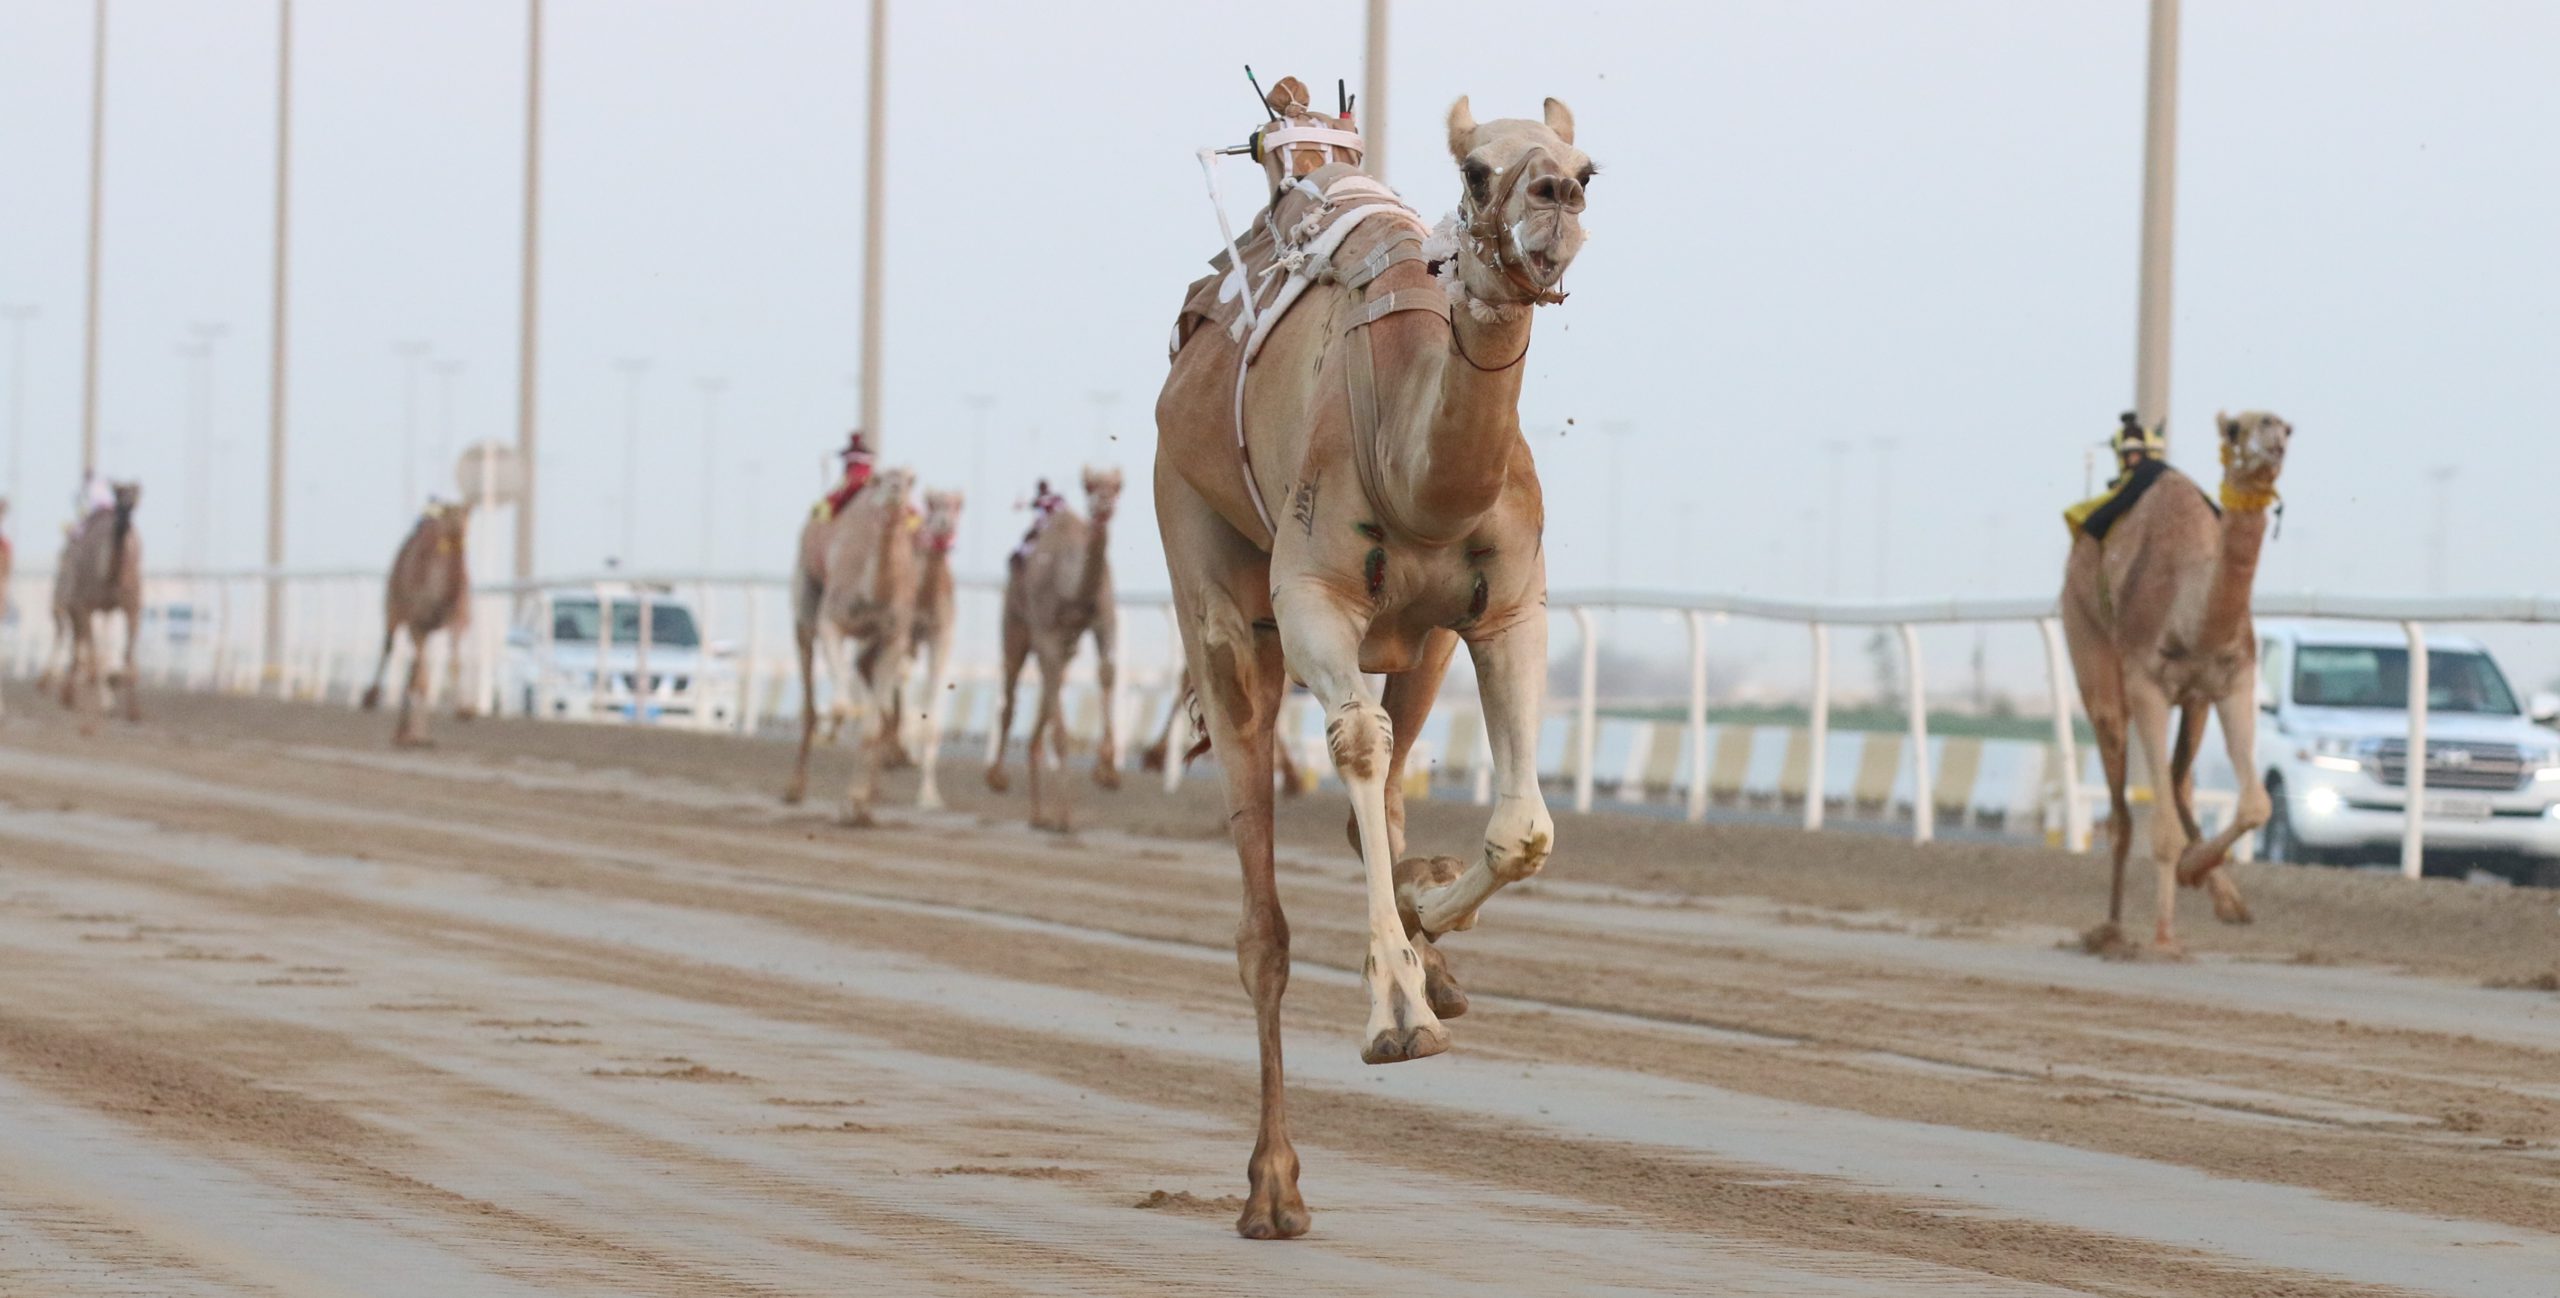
[2526,744,2560,782]
[2304,736,2364,773]
[2302,786,2344,816]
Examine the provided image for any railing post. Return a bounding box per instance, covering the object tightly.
[1572,605,1599,815]
[736,584,761,733]
[1899,621,1934,843]
[1805,622,1830,831]
[2038,616,2089,851]
[591,581,612,717]
[634,585,653,725]
[1684,608,1710,824]
[2402,619,2427,880]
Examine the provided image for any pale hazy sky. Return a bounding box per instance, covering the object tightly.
[4,1,2557,687]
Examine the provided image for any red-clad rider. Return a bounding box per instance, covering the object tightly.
[822,430,877,517]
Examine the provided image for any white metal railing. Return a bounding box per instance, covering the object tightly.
[10,566,2554,880]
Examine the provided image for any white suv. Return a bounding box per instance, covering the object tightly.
[503,584,735,727]
[2257,623,2560,885]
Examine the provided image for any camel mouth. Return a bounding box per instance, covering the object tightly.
[1524,248,1560,283]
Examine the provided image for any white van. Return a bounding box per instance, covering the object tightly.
[2256,623,2560,884]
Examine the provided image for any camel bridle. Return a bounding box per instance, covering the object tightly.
[1453,144,1576,310]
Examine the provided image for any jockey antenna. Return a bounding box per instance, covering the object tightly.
[1243,65,1278,120]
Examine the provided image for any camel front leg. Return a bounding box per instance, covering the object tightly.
[117,605,141,721]
[1274,589,1444,1065]
[1410,615,1555,940]
[836,645,889,827]
[784,620,818,804]
[984,614,1029,793]
[2124,675,2185,953]
[2178,683,2264,924]
[1089,610,1122,790]
[395,630,429,746]
[914,626,955,810]
[1025,650,1069,830]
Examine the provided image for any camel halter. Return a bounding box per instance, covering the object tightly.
[2216,437,2282,514]
[1454,145,1573,310]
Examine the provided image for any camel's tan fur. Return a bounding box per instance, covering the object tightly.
[906,489,963,809]
[361,503,475,746]
[785,467,918,825]
[985,469,1123,830]
[2064,412,2293,955]
[1153,93,1592,1239]
[53,483,144,727]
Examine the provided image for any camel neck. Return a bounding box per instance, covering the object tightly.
[2198,501,2270,648]
[1384,307,1531,545]
[1075,513,1113,604]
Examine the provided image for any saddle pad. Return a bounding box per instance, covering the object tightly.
[1170,162,1431,359]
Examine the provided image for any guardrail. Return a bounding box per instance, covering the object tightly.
[9,565,2553,880]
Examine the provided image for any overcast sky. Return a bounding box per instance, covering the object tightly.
[4,1,2557,689]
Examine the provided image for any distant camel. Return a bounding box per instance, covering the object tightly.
[986,468,1122,830]
[785,466,918,824]
[54,482,144,726]
[2065,412,2293,955]
[0,497,12,718]
[361,501,475,746]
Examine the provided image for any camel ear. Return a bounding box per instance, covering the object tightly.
[2215,411,2236,440]
[1543,97,1575,145]
[1446,96,1477,159]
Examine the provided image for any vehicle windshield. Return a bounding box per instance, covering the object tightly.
[549,598,700,649]
[2291,644,2518,715]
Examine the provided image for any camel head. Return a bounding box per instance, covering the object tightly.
[1444,96,1593,307]
[873,466,917,509]
[111,481,141,515]
[2215,411,2291,492]
[921,489,963,553]
[1080,467,1124,525]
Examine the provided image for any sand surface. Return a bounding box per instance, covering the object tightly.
[1,693,2555,1296]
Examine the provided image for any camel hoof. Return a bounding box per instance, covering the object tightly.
[2078,921,2138,960]
[2212,889,2253,926]
[1393,855,1467,937]
[1417,937,1468,1020]
[1361,1020,1450,1066]
[1235,1189,1311,1241]
[984,767,1010,794]
[360,686,382,711]
[2150,936,2190,960]
[1139,746,1167,774]
[1092,765,1122,792]
[835,803,878,829]
[2175,847,2227,888]
[1030,813,1072,834]
[916,790,945,812]
[781,783,806,806]
[393,735,433,750]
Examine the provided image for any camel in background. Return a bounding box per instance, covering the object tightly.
[1153,88,1593,1237]
[1139,671,1305,796]
[2065,412,2293,955]
[986,468,1123,830]
[0,497,12,718]
[905,488,963,809]
[54,482,144,725]
[785,466,918,824]
[361,502,475,746]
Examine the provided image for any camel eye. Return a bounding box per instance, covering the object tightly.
[1576,163,1596,188]
[1463,160,1493,204]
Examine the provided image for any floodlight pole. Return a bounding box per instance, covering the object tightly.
[262,0,293,687]
[2132,0,2180,443]
[514,0,545,586]
[856,0,887,449]
[1362,0,1389,183]
[79,0,107,480]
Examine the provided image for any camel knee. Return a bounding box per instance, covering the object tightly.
[1324,700,1392,786]
[1234,909,1291,996]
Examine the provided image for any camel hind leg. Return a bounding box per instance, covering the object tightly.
[2124,674,2186,954]
[2178,681,2266,924]
[1089,608,1122,790]
[393,628,430,746]
[1024,646,1070,831]
[984,610,1029,793]
[784,615,819,804]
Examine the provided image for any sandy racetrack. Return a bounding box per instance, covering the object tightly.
[1,694,2556,1296]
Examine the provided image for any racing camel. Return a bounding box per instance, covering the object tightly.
[361,501,476,746]
[2064,411,2293,955]
[985,468,1124,830]
[54,482,145,726]
[785,466,919,825]
[1154,86,1594,1238]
